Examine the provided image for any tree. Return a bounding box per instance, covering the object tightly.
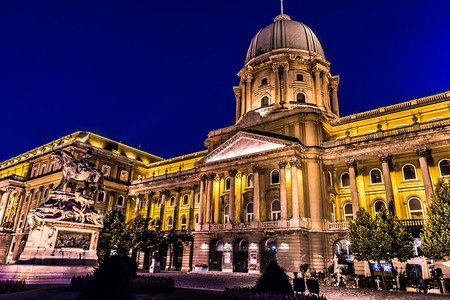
[421,178,450,260]
[349,207,413,290]
[124,215,161,260]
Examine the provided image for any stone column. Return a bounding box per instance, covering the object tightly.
[416,147,433,206]
[0,188,14,226]
[159,190,168,229]
[322,74,331,111]
[188,185,197,230]
[245,74,253,112]
[228,169,237,223]
[173,187,182,230]
[197,174,206,228]
[251,164,261,222]
[277,160,288,220]
[205,173,215,225]
[272,64,280,106]
[145,192,155,220]
[281,62,289,107]
[379,154,396,215]
[346,159,360,218]
[289,158,301,220]
[313,67,323,108]
[134,195,140,218]
[331,83,340,116]
[240,80,246,116]
[307,157,323,230]
[234,90,241,121]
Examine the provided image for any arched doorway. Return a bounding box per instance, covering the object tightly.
[333,239,354,274]
[173,242,183,271]
[233,239,248,273]
[261,238,277,272]
[158,242,168,270]
[209,239,223,271]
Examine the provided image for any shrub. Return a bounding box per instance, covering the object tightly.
[133,275,175,293]
[70,274,93,292]
[222,287,326,300]
[0,280,26,294]
[255,262,293,295]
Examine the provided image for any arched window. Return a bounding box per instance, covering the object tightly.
[169,196,175,207]
[296,92,306,103]
[439,159,450,176]
[42,188,49,200]
[157,198,162,208]
[196,193,200,204]
[40,164,47,175]
[246,173,254,188]
[246,202,254,222]
[343,202,353,221]
[195,214,199,224]
[120,170,129,181]
[224,204,229,223]
[18,213,25,229]
[265,238,277,251]
[49,161,56,172]
[370,168,383,184]
[33,190,39,201]
[224,177,231,191]
[182,194,189,206]
[331,202,336,222]
[270,169,280,184]
[102,165,111,176]
[408,197,424,219]
[328,171,333,186]
[180,215,187,230]
[117,195,124,206]
[402,164,417,180]
[271,199,281,221]
[261,96,269,107]
[341,172,350,187]
[97,191,105,202]
[373,199,387,215]
[167,217,173,230]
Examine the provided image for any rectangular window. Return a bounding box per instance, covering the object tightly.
[296,74,304,81]
[261,77,268,85]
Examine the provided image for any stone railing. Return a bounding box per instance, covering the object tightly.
[322,117,450,148]
[205,219,305,232]
[0,174,27,182]
[401,219,425,227]
[328,222,349,230]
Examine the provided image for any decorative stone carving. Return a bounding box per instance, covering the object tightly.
[207,173,216,181]
[378,153,391,163]
[345,159,356,168]
[55,231,91,250]
[288,157,301,168]
[277,160,287,169]
[227,169,238,177]
[415,147,429,157]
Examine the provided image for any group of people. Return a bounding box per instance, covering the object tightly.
[293,272,320,295]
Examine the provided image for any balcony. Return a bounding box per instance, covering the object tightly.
[328,221,349,230]
[201,219,306,232]
[0,175,26,182]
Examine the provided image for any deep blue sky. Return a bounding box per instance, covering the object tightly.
[1,0,449,162]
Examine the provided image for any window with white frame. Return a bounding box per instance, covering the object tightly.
[439,159,450,176]
[120,170,129,181]
[331,202,336,222]
[408,197,424,219]
[9,241,15,254]
[182,194,189,206]
[373,199,387,215]
[157,198,162,208]
[196,193,200,204]
[224,177,231,191]
[271,199,281,221]
[328,171,333,186]
[97,191,105,202]
[343,202,353,221]
[370,168,383,184]
[246,202,254,222]
[195,214,199,224]
[169,196,175,207]
[33,190,39,201]
[40,164,47,175]
[246,173,254,188]
[117,195,124,206]
[180,215,187,230]
[102,165,111,176]
[341,172,350,187]
[31,168,37,177]
[42,188,49,200]
[224,204,229,223]
[18,213,25,229]
[49,161,56,172]
[270,169,280,184]
[402,164,417,180]
[167,216,173,230]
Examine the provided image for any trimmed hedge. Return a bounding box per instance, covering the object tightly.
[0,280,26,294]
[222,287,326,300]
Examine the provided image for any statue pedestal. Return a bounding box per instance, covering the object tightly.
[18,191,103,265]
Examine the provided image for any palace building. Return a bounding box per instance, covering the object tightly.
[1,10,450,275]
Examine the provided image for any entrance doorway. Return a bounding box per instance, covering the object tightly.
[158,242,168,270]
[173,242,183,271]
[209,239,223,271]
[261,238,277,272]
[233,239,248,273]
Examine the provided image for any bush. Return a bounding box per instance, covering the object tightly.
[222,287,326,300]
[70,274,93,292]
[0,280,26,294]
[255,262,293,295]
[133,275,175,293]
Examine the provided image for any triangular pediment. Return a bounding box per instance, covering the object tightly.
[204,131,292,163]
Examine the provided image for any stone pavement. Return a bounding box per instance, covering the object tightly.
[140,271,449,299]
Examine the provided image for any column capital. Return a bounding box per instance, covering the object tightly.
[378,153,391,163]
[175,187,183,194]
[227,169,238,177]
[199,174,207,182]
[415,147,429,157]
[345,159,356,168]
[251,164,264,173]
[190,184,198,191]
[147,191,155,198]
[272,63,280,72]
[280,62,289,71]
[245,73,253,82]
[206,173,216,181]
[161,189,170,197]
[288,157,302,168]
[277,160,287,169]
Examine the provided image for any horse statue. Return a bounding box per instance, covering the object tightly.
[51,149,104,197]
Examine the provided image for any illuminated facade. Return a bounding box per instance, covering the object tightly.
[1,10,450,275]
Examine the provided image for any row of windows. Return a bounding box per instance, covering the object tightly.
[223,200,281,223]
[260,92,306,107]
[156,194,200,208]
[337,159,450,188]
[164,214,198,230]
[224,170,280,191]
[101,165,129,181]
[338,197,425,222]
[260,73,304,86]
[96,192,125,206]
[30,161,57,178]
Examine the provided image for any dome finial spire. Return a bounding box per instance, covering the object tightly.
[280,0,284,14]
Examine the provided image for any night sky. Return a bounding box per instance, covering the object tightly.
[1,0,449,162]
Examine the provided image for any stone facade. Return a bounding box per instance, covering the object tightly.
[1,11,450,276]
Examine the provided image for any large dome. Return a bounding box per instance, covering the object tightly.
[245,14,325,64]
